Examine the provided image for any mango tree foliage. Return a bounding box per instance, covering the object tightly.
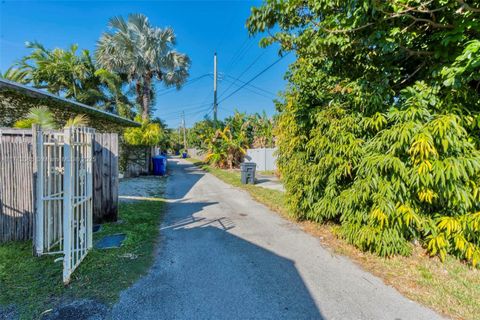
[248,0,480,265]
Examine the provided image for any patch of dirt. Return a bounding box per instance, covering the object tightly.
[40,299,108,320]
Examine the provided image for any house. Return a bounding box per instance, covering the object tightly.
[0,79,140,243]
[0,78,139,132]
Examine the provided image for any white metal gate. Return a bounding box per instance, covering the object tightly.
[34,126,94,284]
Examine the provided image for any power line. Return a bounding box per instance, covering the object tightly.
[224,37,250,71]
[220,77,274,100]
[218,53,289,105]
[156,73,211,97]
[161,105,212,121]
[219,51,267,99]
[190,103,214,124]
[159,102,213,117]
[223,74,276,97]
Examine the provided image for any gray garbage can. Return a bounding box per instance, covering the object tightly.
[240,162,256,184]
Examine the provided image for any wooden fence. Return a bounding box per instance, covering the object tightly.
[0,128,119,243]
[0,129,34,242]
[93,133,119,223]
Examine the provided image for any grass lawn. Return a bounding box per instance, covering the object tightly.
[187,158,480,320]
[0,190,165,319]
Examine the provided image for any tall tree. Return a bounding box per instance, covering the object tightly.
[0,67,29,84]
[96,13,191,121]
[17,41,133,117]
[248,0,480,265]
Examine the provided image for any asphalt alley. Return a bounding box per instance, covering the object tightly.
[111,158,442,320]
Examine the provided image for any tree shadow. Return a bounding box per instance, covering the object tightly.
[111,159,324,319]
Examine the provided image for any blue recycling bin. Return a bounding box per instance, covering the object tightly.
[160,156,167,175]
[182,152,188,159]
[152,155,166,176]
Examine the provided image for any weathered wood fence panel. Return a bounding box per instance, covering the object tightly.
[93,133,119,223]
[0,129,119,243]
[0,130,34,242]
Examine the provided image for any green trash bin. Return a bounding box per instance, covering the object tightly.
[240,162,256,184]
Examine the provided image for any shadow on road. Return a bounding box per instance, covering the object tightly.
[129,158,325,319]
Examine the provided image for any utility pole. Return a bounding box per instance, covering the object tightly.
[177,126,181,146]
[182,111,187,150]
[213,52,218,122]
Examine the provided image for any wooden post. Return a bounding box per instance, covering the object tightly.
[92,133,119,223]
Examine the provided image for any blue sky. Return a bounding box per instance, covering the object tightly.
[0,0,293,128]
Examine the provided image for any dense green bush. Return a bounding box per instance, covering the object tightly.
[188,111,276,168]
[124,116,168,147]
[248,0,480,265]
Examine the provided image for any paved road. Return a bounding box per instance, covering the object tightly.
[111,159,442,320]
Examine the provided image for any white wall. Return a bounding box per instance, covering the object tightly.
[187,148,206,161]
[244,148,277,171]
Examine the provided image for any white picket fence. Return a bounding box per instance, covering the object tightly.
[244,148,277,171]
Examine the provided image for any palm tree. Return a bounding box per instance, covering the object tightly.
[19,42,92,99]
[96,13,191,121]
[94,68,134,118]
[17,41,134,117]
[13,106,89,129]
[0,67,29,84]
[64,114,89,128]
[13,107,56,129]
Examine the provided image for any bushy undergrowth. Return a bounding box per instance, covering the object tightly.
[248,0,480,265]
[277,83,480,266]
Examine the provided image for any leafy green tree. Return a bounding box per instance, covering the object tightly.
[124,116,167,147]
[96,14,191,121]
[17,41,133,117]
[13,107,89,129]
[248,0,480,265]
[94,68,134,118]
[224,111,253,146]
[187,119,219,149]
[14,107,56,129]
[204,126,247,169]
[251,111,275,148]
[0,67,29,84]
[20,42,99,103]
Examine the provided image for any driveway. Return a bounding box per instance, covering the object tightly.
[111,158,442,320]
[255,173,285,192]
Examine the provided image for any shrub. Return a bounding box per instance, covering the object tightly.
[248,0,480,266]
[204,126,247,169]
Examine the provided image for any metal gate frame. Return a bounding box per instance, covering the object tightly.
[34,126,94,284]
